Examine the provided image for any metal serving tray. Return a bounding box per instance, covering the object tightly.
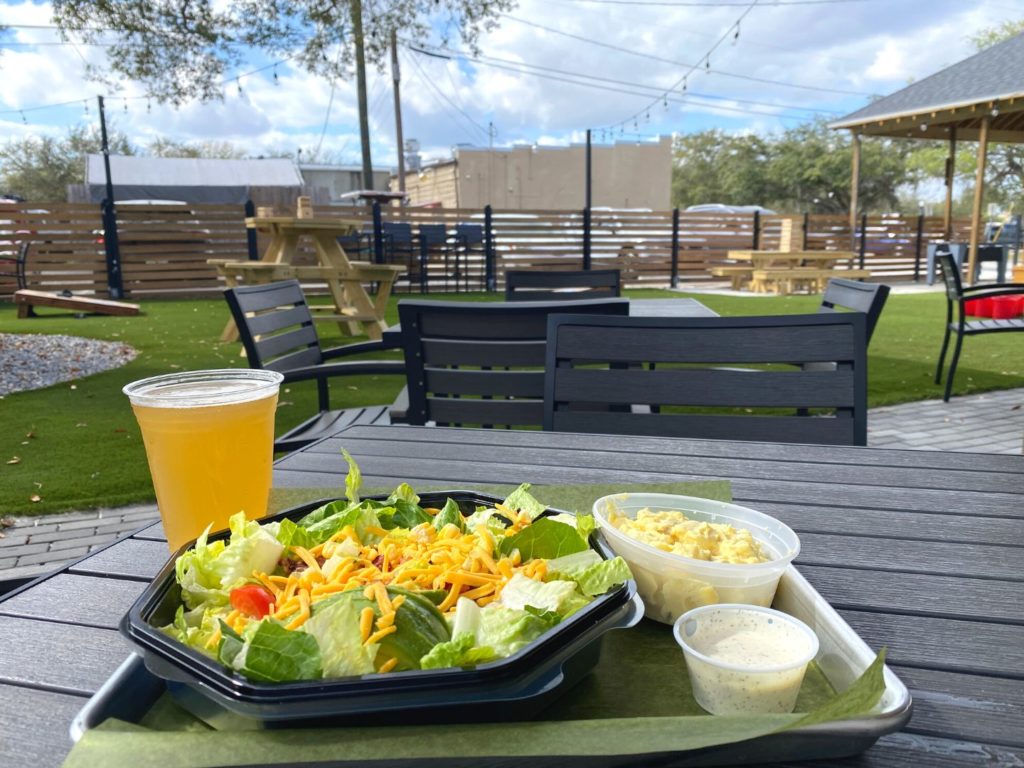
[72,563,912,765]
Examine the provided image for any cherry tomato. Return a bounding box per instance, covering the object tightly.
[230,584,275,619]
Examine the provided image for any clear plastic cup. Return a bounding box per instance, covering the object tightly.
[124,369,283,551]
[673,604,819,715]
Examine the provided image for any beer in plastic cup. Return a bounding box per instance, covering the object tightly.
[123,369,284,551]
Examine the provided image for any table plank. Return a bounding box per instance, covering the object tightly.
[783,731,1024,767]
[67,538,170,581]
[799,565,1022,623]
[0,616,129,695]
[892,666,1024,748]
[0,684,87,768]
[0,574,146,630]
[322,424,1024,475]
[274,450,1024,519]
[837,610,1024,679]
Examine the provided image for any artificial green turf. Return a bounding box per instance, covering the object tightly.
[0,289,1020,517]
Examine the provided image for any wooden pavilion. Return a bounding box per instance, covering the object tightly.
[830,33,1024,281]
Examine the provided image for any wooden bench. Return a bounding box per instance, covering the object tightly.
[710,265,754,290]
[751,268,871,295]
[14,289,141,318]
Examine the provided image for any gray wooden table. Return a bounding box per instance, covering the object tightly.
[2,426,1021,766]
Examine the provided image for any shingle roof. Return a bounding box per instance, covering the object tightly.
[831,33,1024,128]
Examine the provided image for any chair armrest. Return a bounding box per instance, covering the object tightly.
[280,360,406,385]
[388,385,410,424]
[960,284,1024,299]
[321,339,398,359]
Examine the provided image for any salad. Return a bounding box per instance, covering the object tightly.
[162,453,632,683]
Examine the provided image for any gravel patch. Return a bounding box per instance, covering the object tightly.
[0,333,137,395]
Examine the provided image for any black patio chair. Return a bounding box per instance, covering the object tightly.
[817,278,890,344]
[453,224,486,292]
[934,251,1024,402]
[337,227,374,259]
[417,224,448,293]
[545,313,867,446]
[504,269,622,301]
[398,297,629,428]
[224,280,407,452]
[382,222,417,289]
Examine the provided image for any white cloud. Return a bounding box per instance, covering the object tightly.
[0,0,1018,165]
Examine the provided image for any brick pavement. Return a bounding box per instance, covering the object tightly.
[1,387,1021,583]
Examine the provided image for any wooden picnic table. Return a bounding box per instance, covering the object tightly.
[210,216,404,342]
[723,250,863,295]
[2,426,1022,766]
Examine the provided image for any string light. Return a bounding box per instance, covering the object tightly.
[20,110,27,124]
[682,77,688,93]
[273,65,279,85]
[83,100,89,116]
[236,78,243,95]
[123,98,128,113]
[705,56,711,73]
[146,98,152,114]
[733,23,740,43]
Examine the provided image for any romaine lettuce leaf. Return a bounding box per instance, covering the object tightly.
[450,596,482,639]
[381,499,432,530]
[498,518,588,560]
[575,513,597,543]
[548,553,633,597]
[387,482,419,505]
[499,573,588,617]
[419,632,498,669]
[230,620,322,682]
[265,517,316,550]
[303,502,383,545]
[464,508,508,541]
[432,497,465,533]
[173,513,282,610]
[342,448,362,504]
[475,603,561,658]
[160,605,224,657]
[302,596,378,678]
[502,483,548,520]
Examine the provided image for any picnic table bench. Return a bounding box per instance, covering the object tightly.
[722,250,865,295]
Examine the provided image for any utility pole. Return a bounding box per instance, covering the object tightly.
[585,128,592,210]
[391,30,405,194]
[351,0,374,190]
[98,96,115,205]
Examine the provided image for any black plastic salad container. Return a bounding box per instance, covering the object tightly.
[121,491,642,728]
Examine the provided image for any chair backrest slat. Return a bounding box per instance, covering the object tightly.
[818,278,890,343]
[936,251,964,303]
[505,269,622,301]
[545,313,867,446]
[399,298,629,428]
[224,280,323,370]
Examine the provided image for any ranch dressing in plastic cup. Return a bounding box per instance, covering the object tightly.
[673,604,819,715]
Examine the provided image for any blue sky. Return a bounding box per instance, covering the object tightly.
[0,0,1018,171]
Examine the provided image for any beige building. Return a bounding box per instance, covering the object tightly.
[394,137,672,210]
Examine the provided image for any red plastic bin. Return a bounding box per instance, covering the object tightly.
[964,298,992,317]
[989,296,1024,319]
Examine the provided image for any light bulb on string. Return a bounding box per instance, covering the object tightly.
[20,110,27,125]
[705,57,710,73]
[146,99,152,114]
[123,98,128,113]
[682,77,688,93]
[645,110,650,122]
[273,65,279,86]
[83,100,89,116]
[236,78,243,96]
[663,96,669,111]
[732,23,740,44]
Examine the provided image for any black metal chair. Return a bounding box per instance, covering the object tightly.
[398,298,629,428]
[504,269,622,301]
[382,222,417,290]
[545,313,868,446]
[935,251,1024,402]
[817,278,890,345]
[417,224,449,293]
[224,280,407,452]
[0,241,29,291]
[337,228,374,259]
[453,224,486,292]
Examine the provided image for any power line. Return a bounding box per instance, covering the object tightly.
[408,45,812,122]
[415,44,839,114]
[499,15,870,97]
[598,0,761,132]
[406,49,491,140]
[405,51,491,142]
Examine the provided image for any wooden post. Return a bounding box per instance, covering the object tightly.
[943,126,956,240]
[849,133,861,250]
[391,30,406,196]
[966,117,990,284]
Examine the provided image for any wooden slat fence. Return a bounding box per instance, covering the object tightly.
[0,201,983,299]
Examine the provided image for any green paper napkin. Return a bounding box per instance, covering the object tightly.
[64,480,888,768]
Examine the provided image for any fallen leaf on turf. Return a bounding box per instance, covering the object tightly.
[33,481,42,489]
[114,428,126,433]
[30,494,41,503]
[6,457,20,465]
[76,422,88,428]
[25,431,34,439]
[70,385,77,390]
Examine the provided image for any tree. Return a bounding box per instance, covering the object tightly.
[52,0,513,189]
[147,138,247,159]
[969,19,1024,50]
[672,121,913,213]
[0,124,134,202]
